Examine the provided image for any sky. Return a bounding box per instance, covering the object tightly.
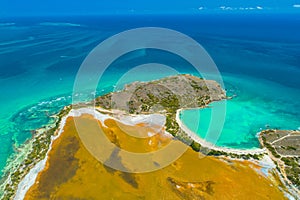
[1,0,300,16]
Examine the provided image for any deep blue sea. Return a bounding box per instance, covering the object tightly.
[0,14,300,178]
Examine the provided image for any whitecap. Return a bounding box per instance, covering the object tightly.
[39,22,81,27]
[0,23,15,27]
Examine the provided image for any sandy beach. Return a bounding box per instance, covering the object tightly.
[13,107,169,200]
[14,107,268,199]
[12,106,274,199]
[175,109,267,155]
[11,105,295,200]
[20,109,287,200]
[13,109,72,200]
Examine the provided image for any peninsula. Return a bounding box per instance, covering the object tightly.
[1,74,298,199]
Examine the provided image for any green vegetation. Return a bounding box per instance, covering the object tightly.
[190,80,208,92]
[281,157,300,187]
[190,141,201,152]
[160,94,179,113]
[206,149,264,160]
[261,130,300,188]
[266,144,281,158]
[286,146,297,151]
[207,150,223,156]
[281,157,297,167]
[165,114,179,136]
[1,105,72,200]
[261,136,281,158]
[144,92,181,137]
[95,93,113,109]
[191,80,202,91]
[94,76,262,161]
[141,104,150,112]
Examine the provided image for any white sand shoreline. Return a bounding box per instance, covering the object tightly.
[175,109,266,155]
[13,109,71,200]
[13,107,168,199]
[13,107,268,199]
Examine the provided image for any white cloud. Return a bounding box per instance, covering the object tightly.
[293,4,300,8]
[220,6,233,10]
[220,6,263,11]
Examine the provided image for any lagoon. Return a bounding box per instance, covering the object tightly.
[180,74,300,149]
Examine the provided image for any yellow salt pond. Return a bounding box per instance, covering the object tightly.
[25,114,286,200]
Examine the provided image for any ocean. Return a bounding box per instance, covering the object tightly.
[0,14,299,178]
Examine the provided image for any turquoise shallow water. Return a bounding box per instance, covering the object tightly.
[180,73,300,149]
[0,15,299,181]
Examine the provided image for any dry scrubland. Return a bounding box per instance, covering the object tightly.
[260,130,300,190]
